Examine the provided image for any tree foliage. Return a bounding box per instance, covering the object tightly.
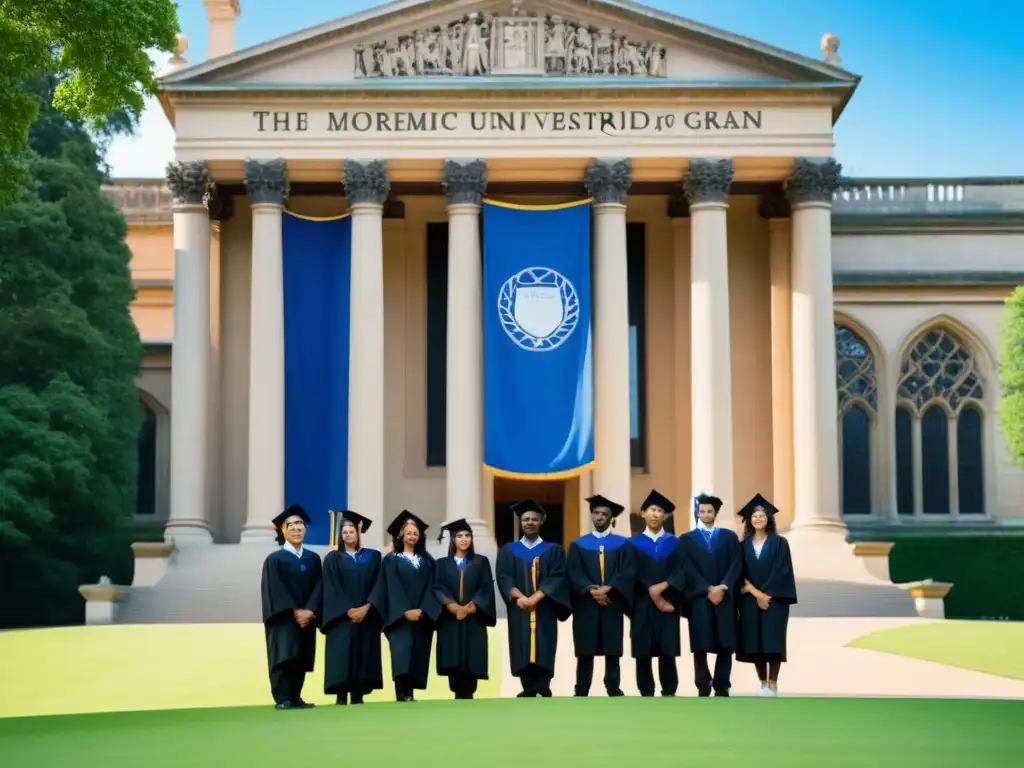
[0,0,178,206]
[1000,286,1024,468]
[0,77,143,628]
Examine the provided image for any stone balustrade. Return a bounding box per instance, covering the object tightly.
[833,177,1024,215]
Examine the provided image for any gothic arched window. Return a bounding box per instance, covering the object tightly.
[895,327,985,515]
[835,325,877,515]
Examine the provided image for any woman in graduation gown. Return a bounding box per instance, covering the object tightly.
[432,519,497,700]
[495,499,571,698]
[735,493,798,697]
[627,490,687,698]
[374,511,442,702]
[566,495,634,697]
[320,510,384,705]
[260,505,323,710]
[678,493,742,697]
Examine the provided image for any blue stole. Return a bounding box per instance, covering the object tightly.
[696,527,719,552]
[573,532,628,553]
[629,533,677,562]
[345,548,376,565]
[507,540,552,562]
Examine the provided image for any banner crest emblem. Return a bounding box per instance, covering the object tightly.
[497,266,579,352]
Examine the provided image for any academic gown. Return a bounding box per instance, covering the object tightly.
[374,552,443,689]
[433,554,497,680]
[566,533,635,658]
[261,548,324,678]
[320,548,385,695]
[679,528,742,653]
[627,534,687,658]
[495,541,571,676]
[735,533,798,663]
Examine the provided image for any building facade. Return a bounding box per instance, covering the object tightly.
[118,0,1024,573]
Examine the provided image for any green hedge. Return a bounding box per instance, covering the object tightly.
[887,536,1024,620]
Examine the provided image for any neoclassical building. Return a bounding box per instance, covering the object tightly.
[109,0,1024,611]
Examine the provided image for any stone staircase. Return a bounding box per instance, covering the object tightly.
[115,544,917,624]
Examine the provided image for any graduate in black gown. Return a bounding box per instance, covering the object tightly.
[260,505,323,710]
[566,494,634,697]
[375,510,442,702]
[495,499,571,698]
[735,494,798,697]
[678,493,741,697]
[433,519,497,700]
[320,510,384,705]
[627,490,686,697]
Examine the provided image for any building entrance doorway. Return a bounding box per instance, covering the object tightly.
[492,476,581,549]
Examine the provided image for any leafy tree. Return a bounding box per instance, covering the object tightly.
[0,76,143,628]
[1000,286,1024,467]
[0,0,178,206]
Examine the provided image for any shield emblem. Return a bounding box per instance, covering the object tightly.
[514,286,564,339]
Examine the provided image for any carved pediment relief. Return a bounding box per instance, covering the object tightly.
[353,1,666,78]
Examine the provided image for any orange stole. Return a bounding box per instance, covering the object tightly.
[529,556,540,664]
[458,569,465,604]
[599,544,605,584]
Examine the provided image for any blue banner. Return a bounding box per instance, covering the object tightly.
[282,213,351,545]
[482,200,594,477]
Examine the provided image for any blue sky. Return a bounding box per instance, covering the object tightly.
[107,0,1024,178]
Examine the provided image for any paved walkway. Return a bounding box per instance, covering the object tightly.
[496,617,1024,699]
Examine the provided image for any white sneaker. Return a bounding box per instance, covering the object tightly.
[756,685,772,697]
[767,685,778,697]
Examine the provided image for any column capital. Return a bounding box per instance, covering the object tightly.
[443,159,488,207]
[758,186,792,220]
[786,157,842,206]
[165,161,210,207]
[584,158,633,205]
[343,159,390,205]
[683,158,733,206]
[244,158,289,206]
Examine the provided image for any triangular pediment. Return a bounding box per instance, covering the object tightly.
[161,0,857,90]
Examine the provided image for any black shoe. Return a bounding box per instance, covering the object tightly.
[607,689,625,697]
[698,688,712,698]
[275,701,295,710]
[539,690,553,698]
[573,691,588,698]
[295,700,316,709]
[336,696,347,706]
[516,691,532,698]
[713,690,730,698]
[399,695,414,702]
[661,692,676,697]
[351,694,364,705]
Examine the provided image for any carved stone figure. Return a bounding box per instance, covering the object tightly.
[351,5,668,78]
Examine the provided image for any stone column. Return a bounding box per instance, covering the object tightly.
[343,160,389,546]
[584,158,633,535]
[787,157,845,532]
[240,159,289,542]
[685,158,736,527]
[761,190,795,528]
[164,161,214,544]
[440,159,497,560]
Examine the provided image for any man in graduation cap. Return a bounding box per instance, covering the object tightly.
[678,492,742,697]
[260,505,324,709]
[566,495,635,697]
[627,490,687,697]
[495,499,572,697]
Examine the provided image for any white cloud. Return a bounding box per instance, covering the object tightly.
[106,49,176,179]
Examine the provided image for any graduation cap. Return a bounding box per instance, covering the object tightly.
[510,499,546,520]
[436,518,472,543]
[386,510,429,540]
[640,489,675,516]
[585,494,625,518]
[336,510,372,533]
[737,493,779,521]
[272,504,310,531]
[693,492,724,522]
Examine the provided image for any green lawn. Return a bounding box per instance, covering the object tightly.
[848,620,1024,680]
[1,698,1022,766]
[0,624,502,718]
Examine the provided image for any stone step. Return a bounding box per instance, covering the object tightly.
[116,545,917,624]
